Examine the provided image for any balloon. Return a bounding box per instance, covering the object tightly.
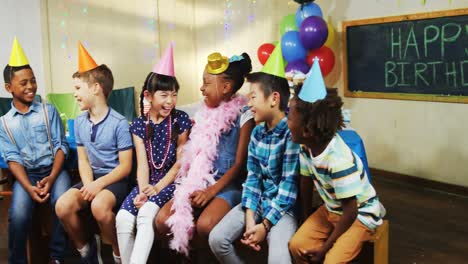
[257,43,276,65]
[295,2,323,28]
[279,14,298,35]
[299,16,328,50]
[285,60,310,74]
[306,46,335,77]
[281,31,307,62]
[324,21,335,47]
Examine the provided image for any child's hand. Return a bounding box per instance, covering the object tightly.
[240,224,267,251]
[300,247,326,262]
[37,176,53,196]
[141,184,157,197]
[133,193,148,209]
[190,187,215,208]
[80,181,103,201]
[27,185,50,203]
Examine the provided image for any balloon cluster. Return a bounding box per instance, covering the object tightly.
[257,2,335,77]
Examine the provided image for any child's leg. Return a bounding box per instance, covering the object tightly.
[196,197,233,241]
[154,199,174,244]
[116,210,136,264]
[8,180,35,264]
[288,205,333,264]
[130,202,159,263]
[266,213,298,264]
[48,169,71,261]
[91,189,119,255]
[322,217,374,264]
[116,187,139,264]
[129,183,172,263]
[55,187,90,249]
[208,203,249,264]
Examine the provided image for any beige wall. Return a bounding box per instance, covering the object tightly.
[44,0,468,187]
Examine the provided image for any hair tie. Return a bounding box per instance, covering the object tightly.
[229,54,244,63]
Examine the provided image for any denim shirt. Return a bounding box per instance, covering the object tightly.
[0,101,68,169]
[212,106,251,184]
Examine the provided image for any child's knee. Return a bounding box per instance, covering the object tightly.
[55,193,77,219]
[91,199,113,223]
[196,216,216,238]
[116,210,135,233]
[288,234,303,257]
[207,226,224,252]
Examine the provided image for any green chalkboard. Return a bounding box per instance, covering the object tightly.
[342,9,468,103]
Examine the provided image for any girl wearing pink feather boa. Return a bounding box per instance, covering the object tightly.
[154,52,255,256]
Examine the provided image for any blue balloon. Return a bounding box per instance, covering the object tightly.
[281,31,307,62]
[295,2,323,28]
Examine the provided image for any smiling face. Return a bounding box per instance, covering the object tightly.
[200,70,232,108]
[73,77,95,111]
[145,89,178,119]
[6,68,37,105]
[247,82,274,123]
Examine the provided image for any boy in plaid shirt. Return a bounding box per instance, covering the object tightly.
[209,65,300,263]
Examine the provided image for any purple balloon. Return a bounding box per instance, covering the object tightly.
[299,16,328,50]
[286,60,310,74]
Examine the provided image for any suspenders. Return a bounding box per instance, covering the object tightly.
[1,101,55,157]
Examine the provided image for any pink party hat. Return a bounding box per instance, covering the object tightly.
[152,43,175,76]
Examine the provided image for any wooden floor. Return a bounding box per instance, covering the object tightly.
[1,174,468,263]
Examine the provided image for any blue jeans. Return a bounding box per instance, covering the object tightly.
[8,166,71,264]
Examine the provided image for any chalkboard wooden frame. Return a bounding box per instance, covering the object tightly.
[342,8,468,103]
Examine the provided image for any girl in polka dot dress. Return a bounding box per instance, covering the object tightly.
[115,57,192,263]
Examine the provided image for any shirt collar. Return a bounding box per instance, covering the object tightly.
[11,101,41,116]
[87,107,111,126]
[260,117,288,137]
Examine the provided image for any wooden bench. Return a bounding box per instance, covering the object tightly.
[354,219,389,264]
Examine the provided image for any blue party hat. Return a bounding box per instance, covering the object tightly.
[298,57,326,103]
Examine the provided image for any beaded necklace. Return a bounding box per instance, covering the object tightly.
[146,113,172,171]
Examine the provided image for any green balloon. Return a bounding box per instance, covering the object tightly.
[279,14,298,35]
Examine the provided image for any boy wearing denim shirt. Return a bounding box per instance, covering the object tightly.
[209,46,300,264]
[55,43,133,264]
[0,38,71,264]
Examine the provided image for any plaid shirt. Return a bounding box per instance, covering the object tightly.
[241,117,300,225]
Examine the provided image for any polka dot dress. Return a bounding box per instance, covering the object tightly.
[120,110,192,216]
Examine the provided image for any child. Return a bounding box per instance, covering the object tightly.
[209,46,300,264]
[115,45,192,264]
[154,52,255,255]
[55,43,133,264]
[0,38,71,264]
[287,58,385,263]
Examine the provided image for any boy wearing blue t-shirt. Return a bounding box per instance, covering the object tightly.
[55,46,133,264]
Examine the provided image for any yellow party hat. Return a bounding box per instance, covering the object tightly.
[8,37,30,67]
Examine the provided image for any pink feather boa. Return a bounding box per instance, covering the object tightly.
[165,95,248,255]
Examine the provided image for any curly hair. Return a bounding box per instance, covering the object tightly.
[292,85,344,144]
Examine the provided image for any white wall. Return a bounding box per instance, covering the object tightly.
[0,0,47,97]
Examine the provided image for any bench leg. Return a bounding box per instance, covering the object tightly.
[373,224,389,264]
